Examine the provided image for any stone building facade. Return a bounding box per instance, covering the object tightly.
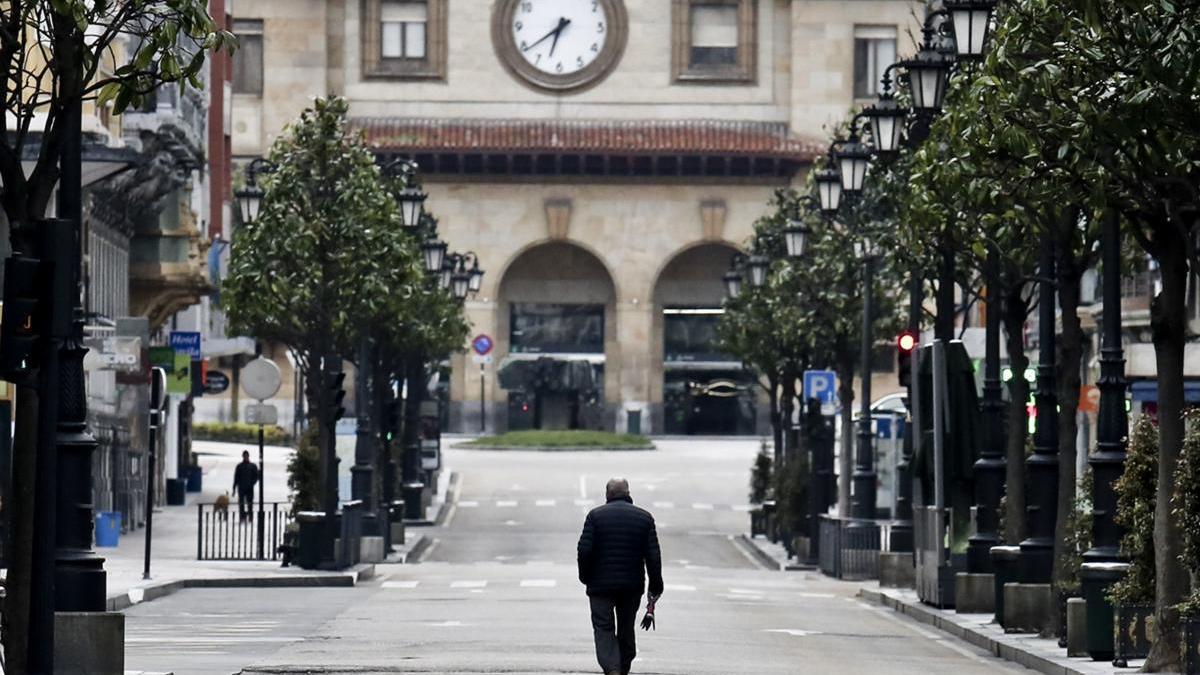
[231,0,922,434]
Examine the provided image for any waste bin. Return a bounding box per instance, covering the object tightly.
[403,482,425,520]
[165,478,186,506]
[1081,561,1128,662]
[296,511,327,570]
[990,545,1021,627]
[185,465,203,493]
[626,408,642,436]
[95,511,122,547]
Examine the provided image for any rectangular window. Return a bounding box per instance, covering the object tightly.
[672,0,755,83]
[232,20,264,96]
[664,310,733,362]
[853,25,897,98]
[510,304,605,354]
[689,5,738,67]
[381,1,427,60]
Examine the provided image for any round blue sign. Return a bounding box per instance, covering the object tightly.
[472,334,494,356]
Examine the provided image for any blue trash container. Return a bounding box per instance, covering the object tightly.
[95,511,121,547]
[185,465,203,493]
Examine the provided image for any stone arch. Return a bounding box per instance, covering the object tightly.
[494,240,619,431]
[649,241,759,436]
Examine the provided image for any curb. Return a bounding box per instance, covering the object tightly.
[858,587,1097,675]
[735,533,782,571]
[108,563,376,612]
[406,534,434,563]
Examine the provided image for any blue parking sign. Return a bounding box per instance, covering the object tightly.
[803,370,837,405]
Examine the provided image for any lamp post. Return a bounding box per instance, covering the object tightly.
[849,234,879,523]
[968,246,1006,572]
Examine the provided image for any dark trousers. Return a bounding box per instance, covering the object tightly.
[590,592,641,674]
[238,490,254,521]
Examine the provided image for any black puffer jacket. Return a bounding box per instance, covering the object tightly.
[577,496,664,597]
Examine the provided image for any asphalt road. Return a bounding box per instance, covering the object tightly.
[124,438,1030,675]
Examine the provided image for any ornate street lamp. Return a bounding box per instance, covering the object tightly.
[783,220,811,258]
[382,158,428,228]
[901,37,953,113]
[450,256,471,301]
[862,82,908,156]
[235,157,273,225]
[439,259,454,290]
[747,255,770,288]
[422,237,447,274]
[945,0,998,60]
[468,258,485,294]
[723,269,743,300]
[815,167,843,214]
[834,135,872,194]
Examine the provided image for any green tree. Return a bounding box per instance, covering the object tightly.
[223,97,445,516]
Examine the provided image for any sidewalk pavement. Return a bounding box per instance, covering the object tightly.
[102,440,428,611]
[859,586,1146,675]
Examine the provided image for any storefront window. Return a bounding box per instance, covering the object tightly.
[510,303,604,354]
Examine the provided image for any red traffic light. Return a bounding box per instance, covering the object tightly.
[897,331,918,352]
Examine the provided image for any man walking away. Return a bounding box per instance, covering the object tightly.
[233,450,260,523]
[577,478,663,675]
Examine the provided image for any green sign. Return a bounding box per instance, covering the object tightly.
[168,352,191,395]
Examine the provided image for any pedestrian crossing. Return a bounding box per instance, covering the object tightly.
[377,577,837,604]
[454,498,752,512]
[125,618,301,657]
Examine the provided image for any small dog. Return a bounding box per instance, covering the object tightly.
[213,493,231,521]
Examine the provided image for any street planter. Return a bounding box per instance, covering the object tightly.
[1183,615,1200,675]
[1113,603,1154,667]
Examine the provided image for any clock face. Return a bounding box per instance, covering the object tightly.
[493,0,628,92]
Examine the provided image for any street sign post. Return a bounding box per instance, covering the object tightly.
[803,370,838,414]
[241,356,281,561]
[471,334,494,434]
[204,370,230,395]
[241,356,282,401]
[168,331,202,358]
[244,403,278,426]
[143,367,167,580]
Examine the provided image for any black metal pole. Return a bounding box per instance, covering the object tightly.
[257,424,265,560]
[401,354,426,520]
[1018,232,1059,583]
[143,414,158,579]
[351,337,375,513]
[1085,209,1128,563]
[480,363,486,435]
[968,247,1006,573]
[851,255,877,522]
[889,271,921,552]
[322,354,342,563]
[376,365,394,554]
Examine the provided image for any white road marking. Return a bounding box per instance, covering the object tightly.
[797,592,836,599]
[764,629,823,637]
[382,580,420,589]
[520,579,557,588]
[451,580,488,589]
[425,620,468,627]
[504,520,522,526]
[729,588,763,595]
[575,499,596,507]
[579,474,587,499]
[126,637,302,644]
[417,538,439,563]
[496,500,518,507]
[457,501,479,508]
[652,501,675,509]
[731,504,754,512]
[494,555,515,561]
[664,584,697,592]
[692,503,714,510]
[535,499,556,507]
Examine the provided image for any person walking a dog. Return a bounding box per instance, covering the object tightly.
[577,478,663,675]
[232,450,260,523]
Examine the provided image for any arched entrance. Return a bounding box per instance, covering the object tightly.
[496,241,616,431]
[652,243,758,435]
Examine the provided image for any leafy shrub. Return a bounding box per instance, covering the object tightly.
[1057,469,1093,595]
[1109,415,1158,605]
[749,441,773,505]
[772,451,809,540]
[287,426,321,517]
[193,421,292,446]
[1172,410,1200,618]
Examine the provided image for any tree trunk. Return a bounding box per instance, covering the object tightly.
[1143,226,1190,672]
[3,385,39,675]
[837,355,855,518]
[1002,282,1030,544]
[1049,245,1084,636]
[781,370,798,464]
[230,354,242,423]
[935,245,957,341]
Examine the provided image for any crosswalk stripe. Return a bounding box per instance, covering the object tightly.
[731,504,754,512]
[520,579,557,588]
[692,503,714,510]
[496,500,518,507]
[451,580,488,589]
[652,501,675,509]
[382,580,420,589]
[665,584,697,592]
[457,501,479,507]
[575,499,596,507]
[535,499,556,507]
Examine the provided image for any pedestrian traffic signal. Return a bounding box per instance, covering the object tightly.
[0,255,49,381]
[382,396,400,442]
[897,330,918,388]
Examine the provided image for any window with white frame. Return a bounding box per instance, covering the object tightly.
[363,0,445,79]
[853,25,897,98]
[381,0,427,60]
[232,20,264,95]
[672,0,755,82]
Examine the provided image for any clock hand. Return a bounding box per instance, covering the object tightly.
[522,17,570,53]
[549,17,571,57]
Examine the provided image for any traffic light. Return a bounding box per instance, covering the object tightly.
[326,370,347,424]
[0,255,49,381]
[897,330,918,388]
[382,396,400,442]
